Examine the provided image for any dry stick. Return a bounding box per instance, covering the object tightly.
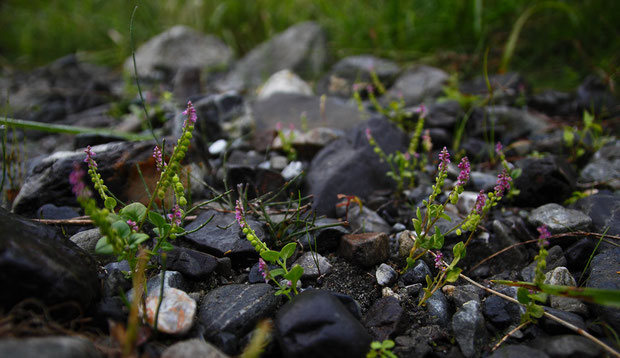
[32,215,198,226]
[458,273,620,358]
[492,321,530,352]
[468,231,620,274]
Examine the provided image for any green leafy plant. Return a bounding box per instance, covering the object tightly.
[563,110,609,163]
[367,339,397,358]
[275,122,297,161]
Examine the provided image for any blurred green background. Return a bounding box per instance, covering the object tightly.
[0,0,618,90]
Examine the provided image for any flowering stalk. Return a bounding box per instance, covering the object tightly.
[84,146,116,210]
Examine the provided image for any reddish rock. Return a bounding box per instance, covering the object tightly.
[339,232,389,267]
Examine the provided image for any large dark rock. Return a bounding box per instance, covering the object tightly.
[306,116,409,217]
[571,191,620,237]
[199,284,278,355]
[219,22,327,92]
[275,289,372,358]
[585,248,620,332]
[576,75,619,117]
[382,65,448,106]
[452,300,486,358]
[0,207,99,310]
[460,72,527,105]
[489,345,549,358]
[468,106,546,145]
[192,92,245,149]
[482,291,522,329]
[182,210,266,260]
[362,296,405,341]
[12,141,159,216]
[124,25,233,80]
[512,155,576,207]
[165,247,219,280]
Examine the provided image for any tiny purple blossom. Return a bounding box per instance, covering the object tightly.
[494,169,512,198]
[474,190,486,215]
[276,122,283,131]
[182,101,197,127]
[289,123,295,131]
[366,84,374,94]
[414,103,427,118]
[433,251,445,271]
[404,152,411,161]
[537,225,551,247]
[258,258,269,283]
[167,205,182,226]
[352,83,363,92]
[438,147,450,172]
[495,142,503,155]
[153,146,166,171]
[84,145,97,168]
[69,163,89,198]
[235,200,245,228]
[365,128,372,141]
[127,220,138,232]
[456,157,470,187]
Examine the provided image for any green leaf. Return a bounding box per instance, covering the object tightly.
[445,267,462,282]
[425,274,433,287]
[112,220,130,239]
[440,212,452,222]
[431,226,444,249]
[416,207,422,221]
[160,241,174,251]
[280,242,297,260]
[413,219,422,237]
[95,236,114,255]
[129,233,149,245]
[104,197,117,211]
[120,202,147,222]
[370,342,382,350]
[517,287,531,304]
[382,340,395,349]
[453,242,465,258]
[530,303,544,318]
[260,250,280,262]
[284,264,304,282]
[148,211,167,228]
[269,268,285,278]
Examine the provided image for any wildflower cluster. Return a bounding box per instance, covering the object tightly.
[533,225,550,285]
[235,198,304,299]
[84,146,116,210]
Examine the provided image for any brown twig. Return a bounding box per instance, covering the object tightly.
[492,321,530,352]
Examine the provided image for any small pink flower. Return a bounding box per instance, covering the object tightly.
[84,145,97,168]
[235,200,245,228]
[153,146,166,171]
[495,142,503,155]
[366,84,374,94]
[365,128,372,141]
[167,205,183,226]
[434,251,445,271]
[404,152,411,161]
[415,103,427,118]
[456,157,470,187]
[182,100,197,127]
[258,258,269,283]
[474,190,486,214]
[127,220,138,232]
[438,147,450,172]
[352,83,363,92]
[537,225,551,247]
[69,163,89,198]
[494,169,512,198]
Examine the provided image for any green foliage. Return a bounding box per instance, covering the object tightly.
[367,340,397,358]
[563,111,610,163]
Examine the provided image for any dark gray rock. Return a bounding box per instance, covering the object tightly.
[339,232,390,267]
[512,155,576,207]
[125,25,232,80]
[12,141,158,216]
[318,55,400,97]
[307,116,409,217]
[533,334,601,358]
[69,228,102,256]
[482,290,522,329]
[576,75,619,117]
[275,289,372,358]
[362,296,404,341]
[0,207,99,310]
[468,106,546,145]
[102,268,131,298]
[383,65,448,106]
[460,72,527,105]
[219,22,326,92]
[544,267,588,315]
[293,251,332,280]
[585,248,620,332]
[469,171,498,192]
[521,245,566,282]
[528,203,592,233]
[425,100,463,129]
[165,247,219,280]
[528,90,576,116]
[489,345,549,358]
[0,336,101,358]
[401,260,432,285]
[571,192,620,237]
[452,300,486,358]
[161,339,229,358]
[489,220,528,269]
[36,203,79,219]
[298,217,348,253]
[192,92,245,148]
[199,284,278,354]
[542,307,586,335]
[183,210,265,259]
[336,203,391,234]
[446,284,482,308]
[420,290,450,327]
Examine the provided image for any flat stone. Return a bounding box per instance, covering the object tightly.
[293,251,332,280]
[161,339,229,358]
[535,334,601,358]
[383,65,448,106]
[585,247,620,332]
[445,284,482,308]
[512,155,576,208]
[257,69,313,100]
[69,228,102,255]
[165,247,219,280]
[401,260,432,285]
[336,203,391,234]
[452,300,486,358]
[572,192,620,237]
[482,288,523,329]
[199,284,278,354]
[143,287,197,335]
[127,270,188,302]
[183,210,265,259]
[420,290,450,327]
[528,203,592,233]
[489,345,549,358]
[339,232,389,267]
[0,336,101,358]
[276,289,371,358]
[362,296,404,341]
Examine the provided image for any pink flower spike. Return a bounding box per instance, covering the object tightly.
[153,146,166,171]
[258,258,269,283]
[84,145,97,168]
[494,169,512,198]
[235,200,245,228]
[415,103,427,117]
[438,147,450,172]
[537,225,551,247]
[182,100,197,127]
[365,128,372,141]
[495,142,503,155]
[167,205,182,226]
[433,251,445,271]
[474,190,486,214]
[289,123,295,131]
[456,157,470,187]
[69,163,89,198]
[127,220,138,232]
